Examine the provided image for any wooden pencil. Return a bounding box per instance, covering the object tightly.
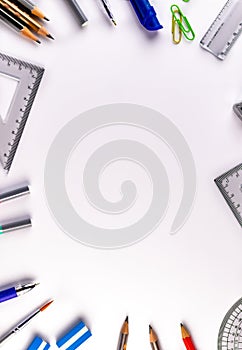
[181,323,196,350]
[0,0,53,38]
[149,325,160,350]
[12,0,49,20]
[118,316,129,350]
[0,5,40,42]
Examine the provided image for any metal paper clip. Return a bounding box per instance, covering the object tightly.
[172,9,182,44]
[170,4,195,41]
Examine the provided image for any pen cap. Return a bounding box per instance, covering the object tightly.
[130,0,162,31]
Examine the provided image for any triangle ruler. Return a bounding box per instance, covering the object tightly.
[0,52,44,172]
[215,163,242,227]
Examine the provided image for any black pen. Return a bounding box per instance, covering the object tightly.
[100,0,116,26]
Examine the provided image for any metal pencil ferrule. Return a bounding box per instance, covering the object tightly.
[170,4,195,41]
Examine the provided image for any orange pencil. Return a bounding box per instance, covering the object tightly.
[180,323,196,350]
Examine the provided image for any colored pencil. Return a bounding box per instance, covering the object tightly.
[181,323,196,350]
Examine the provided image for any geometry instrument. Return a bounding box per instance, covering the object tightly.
[200,0,242,60]
[27,336,50,350]
[0,300,53,346]
[56,321,92,349]
[218,297,242,350]
[0,184,30,203]
[0,217,32,234]
[0,52,44,172]
[215,163,242,227]
[0,282,38,303]
[233,101,242,121]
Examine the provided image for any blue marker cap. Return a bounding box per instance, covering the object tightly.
[130,0,163,31]
[27,336,50,350]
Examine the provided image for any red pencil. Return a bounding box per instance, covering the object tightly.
[180,323,196,350]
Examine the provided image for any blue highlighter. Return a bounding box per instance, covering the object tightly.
[130,0,162,31]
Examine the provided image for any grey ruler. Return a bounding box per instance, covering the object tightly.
[215,163,242,227]
[200,0,242,60]
[218,297,242,350]
[0,52,44,172]
[233,102,242,121]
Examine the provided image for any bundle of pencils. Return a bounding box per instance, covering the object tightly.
[0,0,53,43]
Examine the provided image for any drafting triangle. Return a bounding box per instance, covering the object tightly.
[0,52,44,172]
[0,72,19,123]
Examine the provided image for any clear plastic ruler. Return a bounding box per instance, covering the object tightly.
[0,52,44,172]
[200,0,242,60]
[215,163,242,227]
[218,297,242,350]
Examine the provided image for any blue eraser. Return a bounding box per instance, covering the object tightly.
[27,336,50,350]
[56,321,92,349]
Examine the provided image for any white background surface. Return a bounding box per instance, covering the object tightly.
[0,0,242,349]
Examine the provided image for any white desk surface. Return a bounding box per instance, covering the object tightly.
[0,0,242,349]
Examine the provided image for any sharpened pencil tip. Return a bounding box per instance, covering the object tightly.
[44,17,50,21]
[180,323,184,327]
[125,316,128,323]
[47,34,54,40]
[149,325,152,332]
[112,19,117,26]
[36,39,41,44]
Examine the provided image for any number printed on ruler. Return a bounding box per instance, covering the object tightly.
[0,52,44,173]
[215,164,242,227]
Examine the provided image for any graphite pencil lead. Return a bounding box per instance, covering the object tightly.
[149,325,152,332]
[47,33,54,40]
[44,16,49,21]
[125,316,128,323]
[36,39,41,44]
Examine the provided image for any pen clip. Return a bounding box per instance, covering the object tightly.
[170,5,195,41]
